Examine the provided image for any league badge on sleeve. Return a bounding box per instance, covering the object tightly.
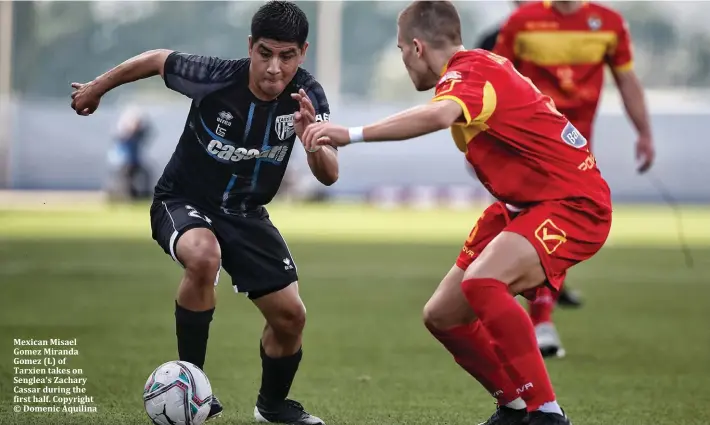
[560,121,588,149]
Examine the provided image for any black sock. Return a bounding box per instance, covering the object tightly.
[258,341,303,406]
[175,301,214,371]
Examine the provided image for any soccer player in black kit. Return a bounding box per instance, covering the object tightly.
[70,2,336,424]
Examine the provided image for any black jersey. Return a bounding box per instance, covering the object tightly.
[155,52,330,214]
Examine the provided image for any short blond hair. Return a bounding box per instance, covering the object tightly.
[398,1,463,48]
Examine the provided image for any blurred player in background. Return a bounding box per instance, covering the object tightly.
[494,0,655,358]
[475,0,585,312]
[475,1,525,51]
[71,2,336,424]
[106,106,153,201]
[301,1,612,424]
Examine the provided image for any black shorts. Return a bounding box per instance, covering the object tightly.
[150,198,298,299]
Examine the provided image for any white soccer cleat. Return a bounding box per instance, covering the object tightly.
[535,322,566,359]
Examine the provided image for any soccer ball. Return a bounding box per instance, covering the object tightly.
[143,361,213,425]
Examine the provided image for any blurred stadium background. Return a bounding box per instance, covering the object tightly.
[0,2,709,425]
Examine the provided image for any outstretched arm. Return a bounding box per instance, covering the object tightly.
[301,99,463,149]
[71,50,244,115]
[71,50,172,115]
[92,49,173,95]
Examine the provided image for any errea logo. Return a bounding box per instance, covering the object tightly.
[217,111,233,127]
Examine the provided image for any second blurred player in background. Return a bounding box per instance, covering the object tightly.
[492,0,655,358]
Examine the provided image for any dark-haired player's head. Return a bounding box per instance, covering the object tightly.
[249,1,309,99]
[397,1,463,92]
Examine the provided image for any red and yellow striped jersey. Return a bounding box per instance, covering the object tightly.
[494,1,633,121]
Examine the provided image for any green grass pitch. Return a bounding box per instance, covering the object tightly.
[0,202,708,425]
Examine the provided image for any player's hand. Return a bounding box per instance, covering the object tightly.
[291,88,328,152]
[303,122,350,150]
[70,81,103,116]
[635,135,655,174]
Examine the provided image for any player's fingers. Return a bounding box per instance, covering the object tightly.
[303,127,314,145]
[300,110,314,124]
[290,93,302,101]
[303,99,316,116]
[316,136,332,145]
[71,83,82,89]
[294,111,302,121]
[637,153,652,173]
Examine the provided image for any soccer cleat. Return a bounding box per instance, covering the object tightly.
[557,287,583,308]
[526,410,572,425]
[206,395,223,421]
[535,322,566,359]
[477,405,528,425]
[254,398,325,425]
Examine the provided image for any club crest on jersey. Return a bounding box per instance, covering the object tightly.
[275,114,296,141]
[561,121,588,149]
[588,15,602,31]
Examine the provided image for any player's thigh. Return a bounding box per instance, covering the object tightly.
[216,212,299,300]
[423,264,472,329]
[150,199,220,270]
[463,231,546,295]
[423,203,511,328]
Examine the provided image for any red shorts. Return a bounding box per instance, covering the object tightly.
[456,199,611,297]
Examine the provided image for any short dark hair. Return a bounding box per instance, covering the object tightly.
[399,1,462,48]
[251,1,309,47]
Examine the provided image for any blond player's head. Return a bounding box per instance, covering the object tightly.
[397,0,463,91]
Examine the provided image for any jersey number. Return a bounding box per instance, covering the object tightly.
[186,205,213,225]
[484,51,563,117]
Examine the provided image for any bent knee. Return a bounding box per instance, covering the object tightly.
[177,229,221,284]
[423,299,471,332]
[270,303,307,337]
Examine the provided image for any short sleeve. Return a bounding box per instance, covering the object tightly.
[607,16,634,73]
[163,52,245,101]
[304,79,330,123]
[432,64,496,128]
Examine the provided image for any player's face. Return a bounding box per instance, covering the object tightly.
[248,37,307,99]
[397,27,437,92]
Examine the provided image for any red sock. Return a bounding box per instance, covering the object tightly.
[428,321,519,406]
[461,278,556,411]
[528,286,558,326]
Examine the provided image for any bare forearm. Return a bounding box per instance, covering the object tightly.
[94,49,173,94]
[362,104,450,142]
[306,146,339,186]
[617,73,652,137]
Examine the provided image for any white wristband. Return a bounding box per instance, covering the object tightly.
[348,126,365,144]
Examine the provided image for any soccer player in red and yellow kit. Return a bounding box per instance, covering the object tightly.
[493,0,654,359]
[301,2,610,424]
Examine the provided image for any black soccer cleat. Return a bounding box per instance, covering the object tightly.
[557,287,583,308]
[205,395,223,421]
[477,405,528,425]
[254,398,325,425]
[526,410,572,425]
